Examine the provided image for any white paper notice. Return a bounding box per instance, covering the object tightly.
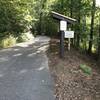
[64,31,74,38]
[60,20,67,31]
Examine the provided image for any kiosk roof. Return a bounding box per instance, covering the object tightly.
[52,11,77,24]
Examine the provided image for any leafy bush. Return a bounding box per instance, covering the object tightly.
[80,64,92,75]
[17,32,34,43]
[1,35,16,48]
[17,34,28,43]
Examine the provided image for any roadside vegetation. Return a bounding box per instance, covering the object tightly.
[0,0,100,99]
[0,0,100,61]
[0,0,55,48]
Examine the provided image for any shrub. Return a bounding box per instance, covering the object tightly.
[17,32,34,43]
[17,35,28,43]
[80,64,92,75]
[1,35,16,48]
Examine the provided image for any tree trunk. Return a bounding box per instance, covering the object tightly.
[82,15,87,50]
[39,12,42,35]
[61,0,64,14]
[76,12,81,47]
[70,0,74,45]
[76,0,81,48]
[39,0,46,35]
[98,18,100,59]
[70,0,73,18]
[88,0,96,53]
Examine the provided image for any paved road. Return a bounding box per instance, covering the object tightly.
[0,36,55,100]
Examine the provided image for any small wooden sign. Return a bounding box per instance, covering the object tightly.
[60,20,67,31]
[64,31,74,38]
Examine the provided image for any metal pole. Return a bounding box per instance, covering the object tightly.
[60,31,64,58]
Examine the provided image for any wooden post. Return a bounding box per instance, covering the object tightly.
[68,28,71,51]
[59,20,67,58]
[68,38,71,51]
[60,31,64,58]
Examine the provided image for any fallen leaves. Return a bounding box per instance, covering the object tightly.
[48,39,100,100]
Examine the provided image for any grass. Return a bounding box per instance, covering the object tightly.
[0,36,16,48]
[0,32,34,48]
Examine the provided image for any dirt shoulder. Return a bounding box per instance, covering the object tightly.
[48,38,100,100]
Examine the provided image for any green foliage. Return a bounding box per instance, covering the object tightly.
[0,0,100,59]
[1,35,16,48]
[17,32,34,43]
[0,0,56,37]
[0,0,35,36]
[52,0,100,56]
[17,35,28,43]
[80,64,92,75]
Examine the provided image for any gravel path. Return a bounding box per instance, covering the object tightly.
[0,36,55,100]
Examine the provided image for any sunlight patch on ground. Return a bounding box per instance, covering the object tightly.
[16,44,29,47]
[38,45,49,52]
[15,41,34,48]
[42,80,45,83]
[36,66,45,71]
[0,48,12,52]
[27,51,41,57]
[28,44,49,57]
[27,52,37,57]
[0,71,4,78]
[13,53,22,57]
[33,45,40,48]
[0,74,4,77]
[13,49,19,51]
[0,57,9,62]
[35,36,50,42]
[19,69,28,74]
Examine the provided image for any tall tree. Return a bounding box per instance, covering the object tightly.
[0,0,35,37]
[98,12,100,59]
[76,0,81,47]
[88,0,96,53]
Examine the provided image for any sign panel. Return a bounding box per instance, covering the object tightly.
[60,20,67,31]
[96,0,100,7]
[64,31,74,38]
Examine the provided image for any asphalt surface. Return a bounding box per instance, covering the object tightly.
[0,36,55,100]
